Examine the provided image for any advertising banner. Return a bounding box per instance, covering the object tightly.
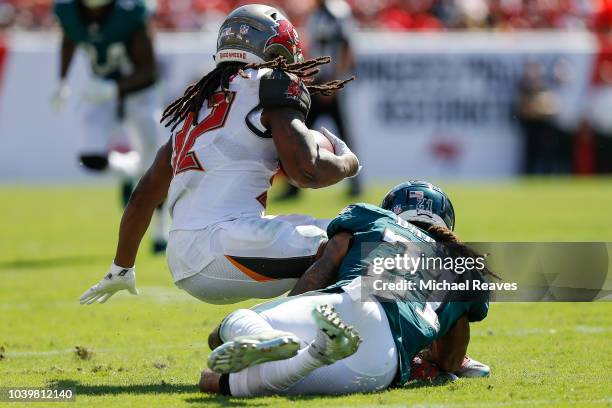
[0,32,597,182]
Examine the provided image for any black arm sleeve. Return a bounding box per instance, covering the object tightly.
[259,69,311,117]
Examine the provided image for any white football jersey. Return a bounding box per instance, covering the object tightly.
[167,68,279,231]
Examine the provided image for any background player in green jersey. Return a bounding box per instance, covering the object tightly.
[199,181,491,396]
[51,0,167,252]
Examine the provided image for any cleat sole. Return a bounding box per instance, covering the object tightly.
[208,332,300,374]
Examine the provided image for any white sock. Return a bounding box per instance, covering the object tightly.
[219,309,274,342]
[108,150,141,178]
[255,345,325,392]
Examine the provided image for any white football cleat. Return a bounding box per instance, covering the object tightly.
[456,356,491,378]
[308,304,362,365]
[207,330,300,374]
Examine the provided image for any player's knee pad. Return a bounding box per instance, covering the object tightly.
[80,154,109,172]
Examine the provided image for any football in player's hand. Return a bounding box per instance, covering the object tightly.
[312,130,335,154]
[276,129,336,182]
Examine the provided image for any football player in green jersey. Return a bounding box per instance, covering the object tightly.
[199,181,492,396]
[51,0,167,252]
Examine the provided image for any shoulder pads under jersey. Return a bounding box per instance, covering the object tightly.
[259,69,311,117]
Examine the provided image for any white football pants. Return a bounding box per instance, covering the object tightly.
[79,83,165,176]
[170,214,329,304]
[225,291,398,396]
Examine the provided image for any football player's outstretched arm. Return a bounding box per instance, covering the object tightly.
[265,108,359,188]
[79,140,172,305]
[427,315,470,373]
[114,139,172,267]
[119,22,158,95]
[50,34,76,111]
[288,232,353,295]
[59,34,76,80]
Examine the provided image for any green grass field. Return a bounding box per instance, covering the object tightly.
[1,179,611,407]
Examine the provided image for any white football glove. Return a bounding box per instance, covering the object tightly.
[81,78,118,103]
[79,263,139,305]
[320,126,352,156]
[50,80,70,112]
[320,126,361,178]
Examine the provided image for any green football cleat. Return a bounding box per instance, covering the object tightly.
[308,304,362,365]
[207,331,300,374]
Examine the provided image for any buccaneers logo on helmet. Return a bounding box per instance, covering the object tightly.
[265,20,302,59]
[286,77,301,99]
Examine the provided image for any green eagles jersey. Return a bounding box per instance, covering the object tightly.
[54,0,150,80]
[325,203,489,386]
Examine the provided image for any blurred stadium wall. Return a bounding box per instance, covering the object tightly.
[0,31,599,182]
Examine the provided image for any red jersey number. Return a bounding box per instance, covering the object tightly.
[172,91,236,175]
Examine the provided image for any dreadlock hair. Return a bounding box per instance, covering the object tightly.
[412,222,500,280]
[161,56,355,132]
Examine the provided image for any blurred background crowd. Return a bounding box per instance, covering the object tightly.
[3,0,612,32]
[2,0,612,181]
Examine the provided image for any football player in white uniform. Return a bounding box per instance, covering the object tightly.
[79,4,360,305]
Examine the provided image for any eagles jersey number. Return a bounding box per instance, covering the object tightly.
[81,42,133,78]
